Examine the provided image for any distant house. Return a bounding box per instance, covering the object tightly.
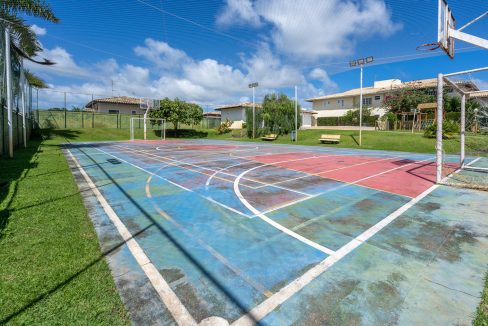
[306,78,479,118]
[216,102,262,122]
[203,111,221,118]
[85,96,146,115]
[301,110,318,128]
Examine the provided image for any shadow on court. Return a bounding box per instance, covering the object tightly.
[64,141,257,323]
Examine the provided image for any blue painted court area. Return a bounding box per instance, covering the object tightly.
[64,139,488,325]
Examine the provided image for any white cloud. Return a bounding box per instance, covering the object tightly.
[309,68,338,91]
[216,0,261,27]
[218,0,401,60]
[25,46,90,78]
[30,24,46,36]
[29,39,339,108]
[134,38,190,70]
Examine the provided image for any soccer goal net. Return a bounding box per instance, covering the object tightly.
[436,67,488,191]
[130,117,166,141]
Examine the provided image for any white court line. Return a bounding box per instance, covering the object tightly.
[232,183,440,326]
[145,174,273,298]
[233,164,336,256]
[252,155,399,189]
[113,144,315,197]
[90,146,252,219]
[247,156,434,218]
[66,148,197,326]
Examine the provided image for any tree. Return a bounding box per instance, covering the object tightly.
[1,0,60,87]
[149,97,203,132]
[247,93,300,137]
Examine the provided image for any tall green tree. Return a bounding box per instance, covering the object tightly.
[149,97,203,132]
[1,0,59,87]
[259,93,301,136]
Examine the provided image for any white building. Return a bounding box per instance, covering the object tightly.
[306,78,479,120]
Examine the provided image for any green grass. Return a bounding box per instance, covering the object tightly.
[475,272,488,325]
[205,128,488,155]
[1,127,487,324]
[0,134,130,324]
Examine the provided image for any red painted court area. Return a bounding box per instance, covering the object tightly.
[248,152,454,197]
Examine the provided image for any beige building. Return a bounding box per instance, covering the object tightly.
[85,96,146,115]
[216,102,262,122]
[306,78,479,119]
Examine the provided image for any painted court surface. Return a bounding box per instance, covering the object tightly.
[64,140,488,325]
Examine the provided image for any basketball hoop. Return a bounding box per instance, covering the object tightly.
[416,42,441,52]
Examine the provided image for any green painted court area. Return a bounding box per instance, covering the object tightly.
[56,138,488,325]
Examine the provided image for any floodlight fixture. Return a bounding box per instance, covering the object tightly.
[366,56,374,63]
[349,60,357,67]
[248,82,258,88]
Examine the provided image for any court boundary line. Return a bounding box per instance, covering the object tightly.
[90,146,253,218]
[66,148,198,326]
[111,144,317,197]
[145,174,274,298]
[231,183,440,325]
[233,164,335,256]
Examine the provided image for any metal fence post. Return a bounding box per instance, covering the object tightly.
[5,27,14,158]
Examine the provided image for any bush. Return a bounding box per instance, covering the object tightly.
[423,120,460,139]
[217,119,232,134]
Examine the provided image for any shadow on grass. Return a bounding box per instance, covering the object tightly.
[0,222,154,324]
[0,139,41,238]
[41,128,82,141]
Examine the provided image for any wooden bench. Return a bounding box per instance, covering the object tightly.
[318,134,341,144]
[261,134,278,141]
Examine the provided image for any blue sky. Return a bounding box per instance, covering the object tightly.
[25,0,488,110]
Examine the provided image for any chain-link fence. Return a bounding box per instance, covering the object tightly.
[1,24,34,157]
[34,110,221,130]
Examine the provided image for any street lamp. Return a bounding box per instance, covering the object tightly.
[349,56,374,146]
[248,82,259,138]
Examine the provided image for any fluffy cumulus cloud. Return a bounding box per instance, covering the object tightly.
[218,0,401,60]
[26,46,90,78]
[216,0,261,27]
[31,38,329,107]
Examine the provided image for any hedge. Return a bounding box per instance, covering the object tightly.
[317,115,379,127]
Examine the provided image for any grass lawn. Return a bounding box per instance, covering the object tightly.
[204,128,488,155]
[0,134,130,324]
[1,127,487,324]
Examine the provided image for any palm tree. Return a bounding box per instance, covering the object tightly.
[1,0,59,86]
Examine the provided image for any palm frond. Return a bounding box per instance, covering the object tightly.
[1,12,41,56]
[1,0,59,23]
[24,70,49,88]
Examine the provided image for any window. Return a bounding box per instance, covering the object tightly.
[362,97,372,106]
[374,95,381,101]
[108,109,119,114]
[337,99,344,107]
[131,110,137,115]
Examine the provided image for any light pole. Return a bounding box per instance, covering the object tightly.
[349,56,374,146]
[248,82,258,138]
[294,85,298,142]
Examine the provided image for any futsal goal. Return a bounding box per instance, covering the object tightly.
[130,117,166,141]
[436,67,488,191]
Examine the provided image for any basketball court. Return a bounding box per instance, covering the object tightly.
[64,139,488,325]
